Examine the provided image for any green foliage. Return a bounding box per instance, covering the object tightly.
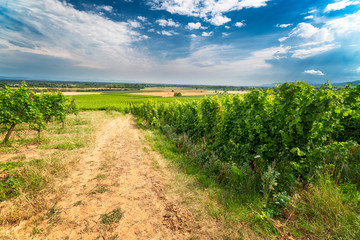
[289,174,360,239]
[101,208,123,224]
[0,171,23,201]
[131,81,360,192]
[0,82,73,142]
[173,92,182,97]
[261,165,280,203]
[0,82,43,135]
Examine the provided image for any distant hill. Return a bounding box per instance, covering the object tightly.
[332,80,360,86]
[260,80,360,88]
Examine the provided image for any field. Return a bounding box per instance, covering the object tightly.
[69,91,209,112]
[1,82,360,239]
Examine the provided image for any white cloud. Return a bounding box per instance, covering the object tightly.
[149,0,269,25]
[202,31,213,37]
[324,0,360,13]
[304,69,325,76]
[357,67,360,72]
[137,16,147,22]
[326,10,360,35]
[208,15,231,26]
[283,22,334,43]
[128,20,142,28]
[292,44,338,59]
[288,23,321,38]
[0,0,148,72]
[304,15,314,20]
[235,21,245,28]
[276,23,293,28]
[190,34,197,38]
[225,26,230,29]
[187,22,207,30]
[222,32,230,37]
[157,30,178,36]
[156,18,180,27]
[278,11,360,60]
[96,5,113,12]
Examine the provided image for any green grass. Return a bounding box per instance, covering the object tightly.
[100,208,123,224]
[94,186,108,194]
[94,174,106,180]
[68,92,206,111]
[145,129,274,238]
[73,201,82,206]
[144,124,360,239]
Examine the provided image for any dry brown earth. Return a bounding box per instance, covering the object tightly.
[1,114,244,239]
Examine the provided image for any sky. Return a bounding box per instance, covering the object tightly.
[0,0,360,86]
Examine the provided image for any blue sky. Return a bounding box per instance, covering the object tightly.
[0,0,359,86]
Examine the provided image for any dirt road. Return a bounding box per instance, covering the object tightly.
[10,115,197,239]
[1,114,246,239]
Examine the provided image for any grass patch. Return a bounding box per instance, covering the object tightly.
[73,201,82,207]
[94,174,106,180]
[143,124,360,239]
[286,175,360,239]
[111,182,120,187]
[100,208,123,224]
[0,112,100,225]
[95,187,108,194]
[45,206,61,224]
[145,129,272,238]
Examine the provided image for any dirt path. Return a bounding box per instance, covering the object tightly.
[12,115,196,239]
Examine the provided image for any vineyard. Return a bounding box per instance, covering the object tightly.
[131,82,360,238]
[0,82,78,144]
[2,81,360,238]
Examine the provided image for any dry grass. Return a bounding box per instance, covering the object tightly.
[0,112,111,235]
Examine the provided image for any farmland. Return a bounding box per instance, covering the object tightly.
[1,82,360,239]
[71,92,207,112]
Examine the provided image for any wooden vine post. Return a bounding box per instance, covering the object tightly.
[62,98,75,128]
[46,103,58,123]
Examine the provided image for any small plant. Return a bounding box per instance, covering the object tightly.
[173,92,182,97]
[95,187,108,193]
[95,174,106,180]
[101,208,123,224]
[30,227,42,236]
[46,206,61,224]
[262,191,291,218]
[261,165,280,203]
[73,201,82,206]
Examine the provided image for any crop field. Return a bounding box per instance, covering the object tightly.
[69,92,208,111]
[1,82,360,239]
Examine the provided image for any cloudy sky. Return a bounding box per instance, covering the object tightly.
[0,0,359,85]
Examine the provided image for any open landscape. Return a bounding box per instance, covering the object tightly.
[1,0,360,239]
[1,81,360,239]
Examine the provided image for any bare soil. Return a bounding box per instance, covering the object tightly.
[1,114,239,239]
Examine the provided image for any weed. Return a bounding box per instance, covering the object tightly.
[109,234,119,240]
[101,208,123,224]
[99,164,111,170]
[73,201,82,206]
[46,206,61,224]
[30,227,42,236]
[95,187,108,194]
[95,174,106,180]
[152,160,160,169]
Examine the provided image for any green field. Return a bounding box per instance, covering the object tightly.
[69,92,207,111]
